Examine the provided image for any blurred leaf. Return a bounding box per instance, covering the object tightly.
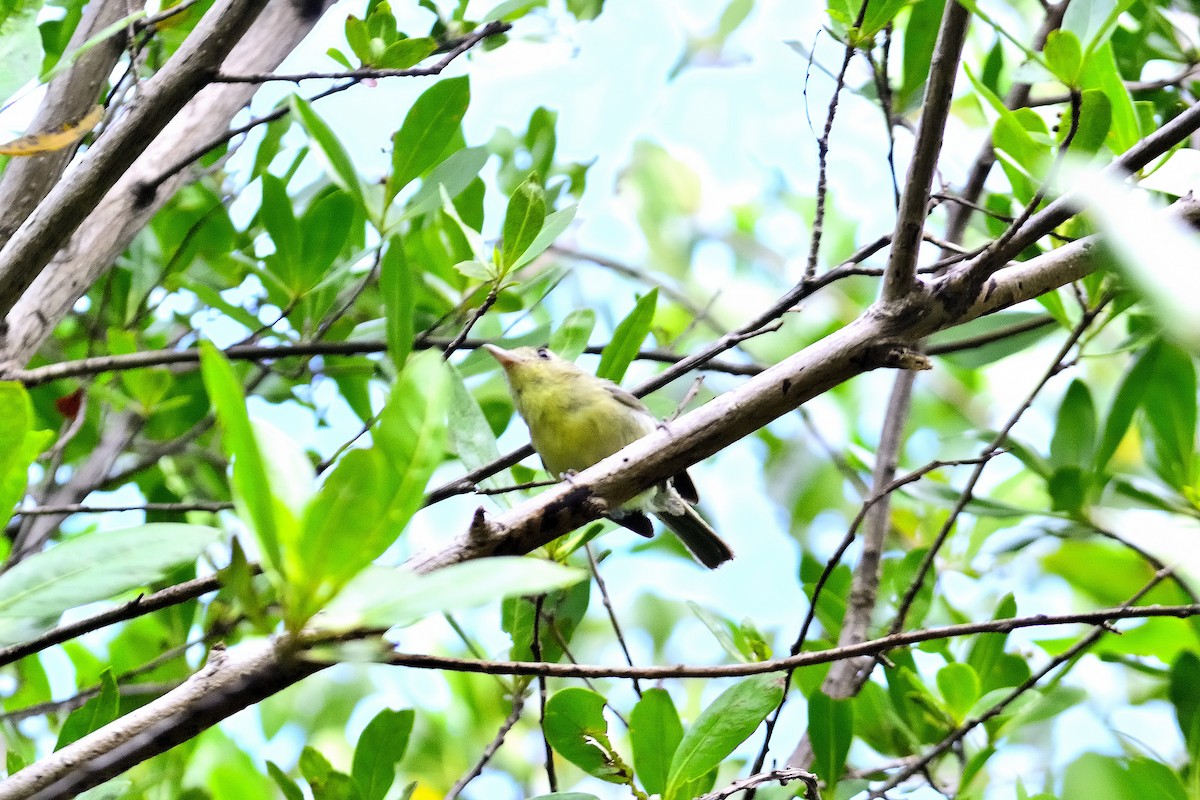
[549,309,596,362]
[899,0,945,105]
[201,342,282,574]
[1096,341,1160,472]
[0,524,222,646]
[401,146,490,222]
[267,762,304,800]
[1050,380,1097,470]
[1069,166,1200,350]
[596,288,658,383]
[0,4,41,106]
[290,95,366,211]
[318,557,586,630]
[1062,0,1136,54]
[352,708,414,800]
[630,688,683,795]
[936,662,980,722]
[54,669,118,750]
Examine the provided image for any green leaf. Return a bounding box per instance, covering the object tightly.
[1169,651,1200,752]
[290,95,366,211]
[260,174,302,291]
[400,146,490,222]
[0,382,47,531]
[380,236,414,370]
[0,4,40,106]
[1062,0,1136,55]
[1049,379,1097,470]
[544,688,629,783]
[267,761,305,800]
[1139,341,1197,491]
[511,205,577,270]
[373,350,451,535]
[664,674,784,798]
[548,308,595,362]
[899,0,946,106]
[1043,29,1083,85]
[55,669,119,751]
[0,382,32,482]
[596,288,657,383]
[293,449,386,620]
[446,364,508,499]
[0,524,223,646]
[500,175,546,271]
[936,662,980,722]
[352,708,414,800]
[503,579,591,663]
[200,342,281,575]
[1079,42,1138,152]
[630,688,683,795]
[319,557,587,630]
[387,76,471,207]
[378,37,436,69]
[808,692,853,793]
[1096,341,1160,472]
[1059,88,1111,157]
[300,191,355,289]
[966,594,1017,692]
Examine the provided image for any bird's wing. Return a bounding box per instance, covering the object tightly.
[603,383,652,415]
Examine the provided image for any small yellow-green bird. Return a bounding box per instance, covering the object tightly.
[484,344,733,568]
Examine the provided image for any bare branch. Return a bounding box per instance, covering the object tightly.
[0,0,132,251]
[372,602,1200,680]
[880,0,971,302]
[0,0,337,367]
[0,0,275,318]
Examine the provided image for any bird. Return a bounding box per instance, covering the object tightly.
[483,343,734,568]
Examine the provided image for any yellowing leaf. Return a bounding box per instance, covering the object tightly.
[0,105,103,156]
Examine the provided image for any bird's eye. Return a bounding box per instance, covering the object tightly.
[536,347,552,360]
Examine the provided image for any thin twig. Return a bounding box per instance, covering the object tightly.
[445,692,526,800]
[700,767,820,800]
[374,602,1200,680]
[586,545,641,697]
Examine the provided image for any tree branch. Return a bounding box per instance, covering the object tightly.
[0,0,337,368]
[0,0,275,319]
[0,0,132,251]
[880,0,971,302]
[372,602,1200,680]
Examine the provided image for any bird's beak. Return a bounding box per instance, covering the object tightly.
[483,344,519,368]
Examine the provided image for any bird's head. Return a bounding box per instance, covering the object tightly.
[483,344,583,388]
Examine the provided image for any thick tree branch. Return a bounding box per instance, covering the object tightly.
[0,0,274,319]
[0,640,321,800]
[0,0,336,368]
[0,0,132,251]
[880,0,970,302]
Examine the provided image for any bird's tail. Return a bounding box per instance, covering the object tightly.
[653,499,734,569]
